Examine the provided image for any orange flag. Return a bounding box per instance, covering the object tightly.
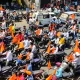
[46,45,50,54]
[0,42,5,53]
[48,60,52,69]
[11,32,14,38]
[46,74,53,80]
[17,38,20,45]
[9,26,12,33]
[12,36,18,44]
[75,39,79,47]
[73,46,78,52]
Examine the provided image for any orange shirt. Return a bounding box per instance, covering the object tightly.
[16,76,20,80]
[9,74,17,80]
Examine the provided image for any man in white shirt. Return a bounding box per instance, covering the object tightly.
[54,36,59,45]
[0,29,5,39]
[62,31,69,40]
[3,48,13,66]
[48,30,54,39]
[23,37,31,50]
[29,42,37,54]
[29,17,34,25]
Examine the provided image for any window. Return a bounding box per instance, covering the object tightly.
[38,14,43,20]
[43,14,49,19]
[51,14,55,17]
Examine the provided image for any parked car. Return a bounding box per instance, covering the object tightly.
[59,11,80,23]
[31,11,56,26]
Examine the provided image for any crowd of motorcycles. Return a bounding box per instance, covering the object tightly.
[0,10,80,80]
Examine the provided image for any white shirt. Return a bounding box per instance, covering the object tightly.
[62,32,69,38]
[48,31,54,39]
[54,47,58,54]
[3,50,12,62]
[31,45,37,53]
[23,39,31,49]
[56,19,61,24]
[2,21,6,29]
[29,52,33,60]
[0,11,3,17]
[55,38,59,44]
[29,18,35,24]
[39,29,42,35]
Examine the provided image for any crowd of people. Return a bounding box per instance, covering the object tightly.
[0,2,80,80]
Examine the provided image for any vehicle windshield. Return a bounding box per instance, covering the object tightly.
[38,14,43,20]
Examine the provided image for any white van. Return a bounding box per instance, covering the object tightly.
[59,11,80,22]
[32,11,56,26]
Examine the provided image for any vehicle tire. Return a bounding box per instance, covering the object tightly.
[38,42,44,49]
